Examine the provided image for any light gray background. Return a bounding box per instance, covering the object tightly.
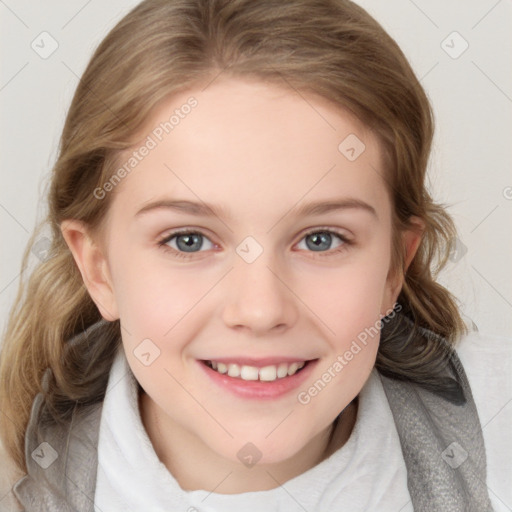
[1,1,511,340]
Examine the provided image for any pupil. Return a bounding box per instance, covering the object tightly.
[308,232,330,251]
[177,234,201,252]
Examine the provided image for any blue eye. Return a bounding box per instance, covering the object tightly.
[298,230,348,253]
[158,228,351,260]
[158,230,214,258]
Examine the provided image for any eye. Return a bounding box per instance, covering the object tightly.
[158,227,352,260]
[158,230,215,259]
[296,229,350,257]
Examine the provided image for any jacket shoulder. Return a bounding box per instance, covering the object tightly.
[12,393,103,512]
[0,437,25,512]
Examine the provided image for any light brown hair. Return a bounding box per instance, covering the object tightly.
[0,0,466,473]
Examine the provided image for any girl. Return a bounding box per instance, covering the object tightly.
[0,0,506,510]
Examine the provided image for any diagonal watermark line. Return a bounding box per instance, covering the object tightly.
[65,473,105,512]
[61,0,93,29]
[472,0,502,30]
[407,0,439,28]
[265,409,294,438]
[287,87,337,132]
[200,471,233,501]
[419,61,439,82]
[200,65,232,92]
[0,203,29,232]
[484,478,512,512]
[163,268,234,337]
[397,499,413,511]
[61,61,130,129]
[0,489,12,507]
[368,162,402,207]
[265,470,310,512]
[67,326,127,403]
[265,266,336,335]
[470,204,499,233]
[461,460,512,512]
[164,163,234,233]
[0,406,21,430]
[271,68,337,131]
[471,61,512,104]
[0,62,29,92]
[164,367,234,437]
[0,272,20,295]
[266,164,336,234]
[480,395,512,431]
[86,299,131,337]
[0,0,29,28]
[105,369,130,397]
[471,265,512,309]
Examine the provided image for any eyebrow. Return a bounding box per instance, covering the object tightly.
[135,197,377,220]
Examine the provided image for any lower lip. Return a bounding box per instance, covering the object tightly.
[197,360,318,400]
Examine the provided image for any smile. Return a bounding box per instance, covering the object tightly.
[199,358,318,399]
[204,360,307,382]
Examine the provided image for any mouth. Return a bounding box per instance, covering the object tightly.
[198,358,318,399]
[202,359,309,382]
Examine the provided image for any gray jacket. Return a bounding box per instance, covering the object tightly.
[10,331,494,512]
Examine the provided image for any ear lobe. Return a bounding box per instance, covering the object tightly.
[60,219,119,321]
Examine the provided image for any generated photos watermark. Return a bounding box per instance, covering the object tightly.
[297,304,402,405]
[93,97,198,200]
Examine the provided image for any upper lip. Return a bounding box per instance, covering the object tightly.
[200,357,317,367]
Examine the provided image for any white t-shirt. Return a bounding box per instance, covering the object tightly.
[94,330,511,511]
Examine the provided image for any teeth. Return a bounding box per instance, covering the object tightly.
[259,365,277,381]
[227,364,240,377]
[287,362,299,375]
[240,365,259,380]
[207,360,307,381]
[277,363,288,378]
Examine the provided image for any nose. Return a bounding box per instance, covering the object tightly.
[221,252,299,336]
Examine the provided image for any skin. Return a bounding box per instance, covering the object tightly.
[62,76,422,494]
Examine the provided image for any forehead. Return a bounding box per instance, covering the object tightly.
[108,77,390,223]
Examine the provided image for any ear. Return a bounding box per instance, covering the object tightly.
[381,216,424,313]
[60,219,119,321]
[402,216,424,271]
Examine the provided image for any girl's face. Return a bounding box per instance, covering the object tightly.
[69,77,412,473]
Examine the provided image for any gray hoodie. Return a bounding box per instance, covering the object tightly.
[7,325,495,512]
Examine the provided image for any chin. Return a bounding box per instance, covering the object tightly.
[213,430,319,468]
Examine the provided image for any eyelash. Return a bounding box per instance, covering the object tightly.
[157,227,353,261]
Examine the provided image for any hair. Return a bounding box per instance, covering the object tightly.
[0,0,468,473]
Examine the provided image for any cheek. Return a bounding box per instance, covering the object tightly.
[109,242,209,331]
[296,249,391,336]
[294,265,386,425]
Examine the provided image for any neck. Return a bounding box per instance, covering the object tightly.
[139,389,358,494]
